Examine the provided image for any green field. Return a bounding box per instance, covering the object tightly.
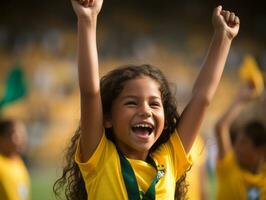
[31,167,58,200]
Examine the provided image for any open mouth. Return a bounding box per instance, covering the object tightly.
[131,123,154,136]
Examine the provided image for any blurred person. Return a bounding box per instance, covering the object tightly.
[215,84,266,200]
[0,119,31,200]
[54,0,240,199]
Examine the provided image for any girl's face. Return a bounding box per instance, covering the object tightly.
[105,76,165,160]
[234,131,262,170]
[0,122,27,156]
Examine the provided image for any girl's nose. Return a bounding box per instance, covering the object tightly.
[138,104,152,118]
[139,112,151,118]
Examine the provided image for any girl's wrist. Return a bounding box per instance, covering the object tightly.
[77,15,98,27]
[213,29,233,43]
[233,97,248,106]
[214,28,236,41]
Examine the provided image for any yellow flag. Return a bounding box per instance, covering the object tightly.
[239,55,264,96]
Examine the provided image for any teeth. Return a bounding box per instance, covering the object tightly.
[134,124,152,128]
[132,123,154,135]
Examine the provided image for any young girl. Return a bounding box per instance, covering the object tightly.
[54,0,240,199]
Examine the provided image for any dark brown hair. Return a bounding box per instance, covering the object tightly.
[0,119,16,137]
[243,120,266,147]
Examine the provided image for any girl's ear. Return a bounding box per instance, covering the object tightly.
[103,116,113,128]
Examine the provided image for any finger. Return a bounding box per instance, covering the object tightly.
[229,12,235,23]
[228,15,240,27]
[75,0,86,5]
[213,5,222,16]
[235,16,240,25]
[225,11,230,22]
[83,0,94,7]
[88,0,94,6]
[220,10,230,22]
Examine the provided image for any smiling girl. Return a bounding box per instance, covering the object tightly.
[54,0,240,199]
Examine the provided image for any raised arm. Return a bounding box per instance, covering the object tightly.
[215,85,255,159]
[71,0,104,161]
[177,5,240,152]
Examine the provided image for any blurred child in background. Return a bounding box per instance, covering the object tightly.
[215,83,266,200]
[0,119,31,200]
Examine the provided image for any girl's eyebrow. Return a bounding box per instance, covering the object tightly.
[122,95,162,100]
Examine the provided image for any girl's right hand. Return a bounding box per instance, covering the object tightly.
[71,0,103,20]
[237,83,257,103]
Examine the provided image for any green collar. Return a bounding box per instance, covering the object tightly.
[117,150,163,200]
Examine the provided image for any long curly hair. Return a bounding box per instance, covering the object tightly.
[53,64,188,200]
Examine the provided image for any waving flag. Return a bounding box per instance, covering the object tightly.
[239,55,264,97]
[0,64,28,109]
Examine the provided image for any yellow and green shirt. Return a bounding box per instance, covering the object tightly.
[216,151,266,200]
[75,129,191,200]
[0,155,31,200]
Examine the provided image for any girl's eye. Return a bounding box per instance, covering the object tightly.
[150,102,161,107]
[125,101,137,106]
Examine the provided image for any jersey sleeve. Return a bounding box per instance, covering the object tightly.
[75,132,116,180]
[170,129,192,180]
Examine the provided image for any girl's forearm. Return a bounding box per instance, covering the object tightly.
[192,31,232,104]
[77,17,100,95]
[215,98,244,159]
[216,98,245,130]
[77,16,104,161]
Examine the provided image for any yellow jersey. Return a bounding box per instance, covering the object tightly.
[216,151,266,200]
[186,136,206,200]
[0,155,31,200]
[75,129,191,200]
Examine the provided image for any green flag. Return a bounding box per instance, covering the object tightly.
[0,64,28,109]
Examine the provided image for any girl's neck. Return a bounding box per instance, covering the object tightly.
[0,151,18,159]
[124,151,149,161]
[117,146,149,161]
[239,158,265,174]
[114,139,150,161]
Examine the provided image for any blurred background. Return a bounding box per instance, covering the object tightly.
[0,0,265,199]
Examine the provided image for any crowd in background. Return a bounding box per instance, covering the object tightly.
[0,1,265,199]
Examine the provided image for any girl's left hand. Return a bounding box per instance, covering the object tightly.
[71,0,103,20]
[212,5,240,40]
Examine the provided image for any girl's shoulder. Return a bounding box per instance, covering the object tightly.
[152,129,192,180]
